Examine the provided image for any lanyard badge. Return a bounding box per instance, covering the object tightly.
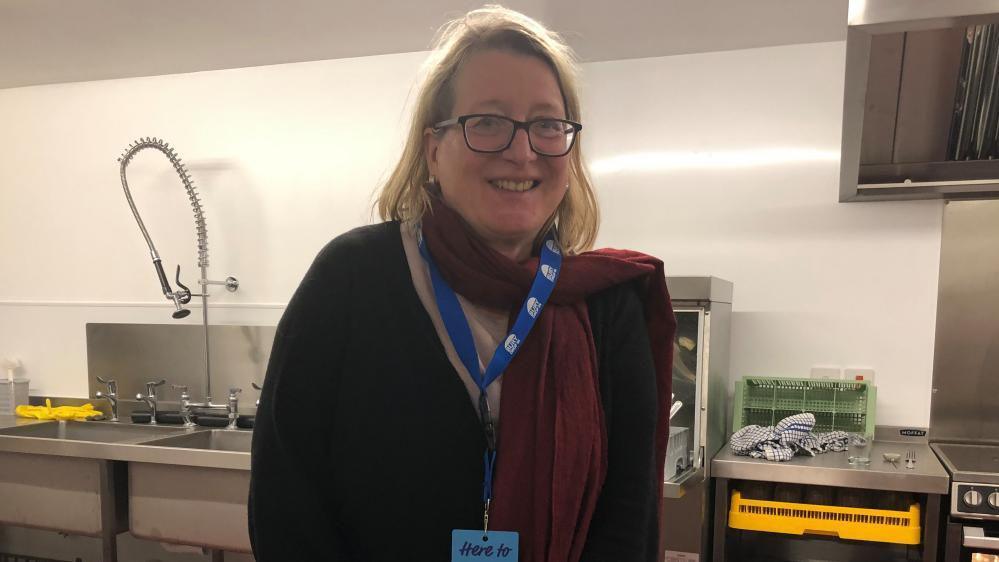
[416,225,562,562]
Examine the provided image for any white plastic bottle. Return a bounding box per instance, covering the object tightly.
[0,359,28,415]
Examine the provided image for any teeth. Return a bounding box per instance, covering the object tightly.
[491,179,535,192]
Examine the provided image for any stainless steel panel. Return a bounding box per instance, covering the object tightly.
[662,466,703,499]
[934,443,999,484]
[964,526,999,548]
[936,443,999,475]
[874,425,931,443]
[859,33,905,165]
[86,323,274,410]
[859,160,999,183]
[712,441,951,494]
[856,180,999,199]
[849,1,999,32]
[949,482,999,520]
[0,452,108,536]
[660,477,708,555]
[893,28,966,163]
[0,419,251,470]
[704,301,732,473]
[129,462,251,552]
[929,200,999,444]
[667,276,733,304]
[841,26,875,202]
[0,420,187,443]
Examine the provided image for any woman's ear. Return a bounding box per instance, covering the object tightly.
[424,128,440,177]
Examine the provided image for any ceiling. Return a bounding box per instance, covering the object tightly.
[0,0,848,89]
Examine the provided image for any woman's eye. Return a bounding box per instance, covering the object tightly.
[534,120,566,137]
[470,117,500,130]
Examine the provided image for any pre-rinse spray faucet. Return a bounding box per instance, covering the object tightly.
[117,137,239,404]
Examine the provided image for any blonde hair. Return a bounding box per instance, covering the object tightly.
[374,5,599,253]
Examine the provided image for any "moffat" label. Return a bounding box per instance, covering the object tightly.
[899,428,927,437]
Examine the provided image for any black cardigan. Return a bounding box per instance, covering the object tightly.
[249,222,661,561]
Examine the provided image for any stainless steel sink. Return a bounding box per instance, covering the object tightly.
[129,429,252,552]
[0,420,187,443]
[138,429,251,452]
[0,420,183,561]
[0,420,253,554]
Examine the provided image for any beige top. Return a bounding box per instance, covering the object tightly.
[400,221,507,422]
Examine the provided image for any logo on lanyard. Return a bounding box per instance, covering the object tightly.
[526,297,541,318]
[540,264,558,282]
[503,334,521,354]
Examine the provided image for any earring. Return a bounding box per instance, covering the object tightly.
[424,175,440,192]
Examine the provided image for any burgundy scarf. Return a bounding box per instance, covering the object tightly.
[422,200,676,562]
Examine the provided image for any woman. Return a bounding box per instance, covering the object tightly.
[249,6,676,562]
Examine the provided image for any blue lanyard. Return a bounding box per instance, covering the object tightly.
[416,224,562,516]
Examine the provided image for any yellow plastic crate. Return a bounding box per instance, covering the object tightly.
[728,491,921,545]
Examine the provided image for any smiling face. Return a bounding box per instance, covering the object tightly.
[425,49,571,261]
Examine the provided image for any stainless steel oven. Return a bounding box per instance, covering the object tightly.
[933,443,999,561]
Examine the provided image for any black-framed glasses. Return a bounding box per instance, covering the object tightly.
[432,114,582,157]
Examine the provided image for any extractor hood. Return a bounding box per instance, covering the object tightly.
[840,1,999,201]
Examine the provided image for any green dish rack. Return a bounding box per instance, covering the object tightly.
[732,377,876,437]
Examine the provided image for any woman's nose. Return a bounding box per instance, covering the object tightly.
[502,129,537,164]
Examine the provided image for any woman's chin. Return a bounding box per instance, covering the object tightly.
[482,220,542,241]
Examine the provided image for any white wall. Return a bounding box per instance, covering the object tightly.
[0,41,942,425]
[581,43,942,426]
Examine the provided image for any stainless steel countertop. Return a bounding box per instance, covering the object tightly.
[0,414,49,430]
[0,415,251,471]
[711,440,950,494]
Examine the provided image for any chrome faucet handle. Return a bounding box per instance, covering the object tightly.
[96,376,118,396]
[174,265,193,304]
[145,379,166,399]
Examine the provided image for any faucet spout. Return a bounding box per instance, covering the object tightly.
[135,379,165,425]
[95,376,120,422]
[135,393,157,424]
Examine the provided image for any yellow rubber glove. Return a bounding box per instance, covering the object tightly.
[16,399,103,421]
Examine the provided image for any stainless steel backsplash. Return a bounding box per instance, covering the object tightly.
[85,323,276,415]
[929,200,999,443]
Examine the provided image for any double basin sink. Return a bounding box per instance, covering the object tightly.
[0,420,251,450]
[0,419,253,555]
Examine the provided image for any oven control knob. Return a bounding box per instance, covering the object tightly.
[964,489,983,507]
[989,491,999,509]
